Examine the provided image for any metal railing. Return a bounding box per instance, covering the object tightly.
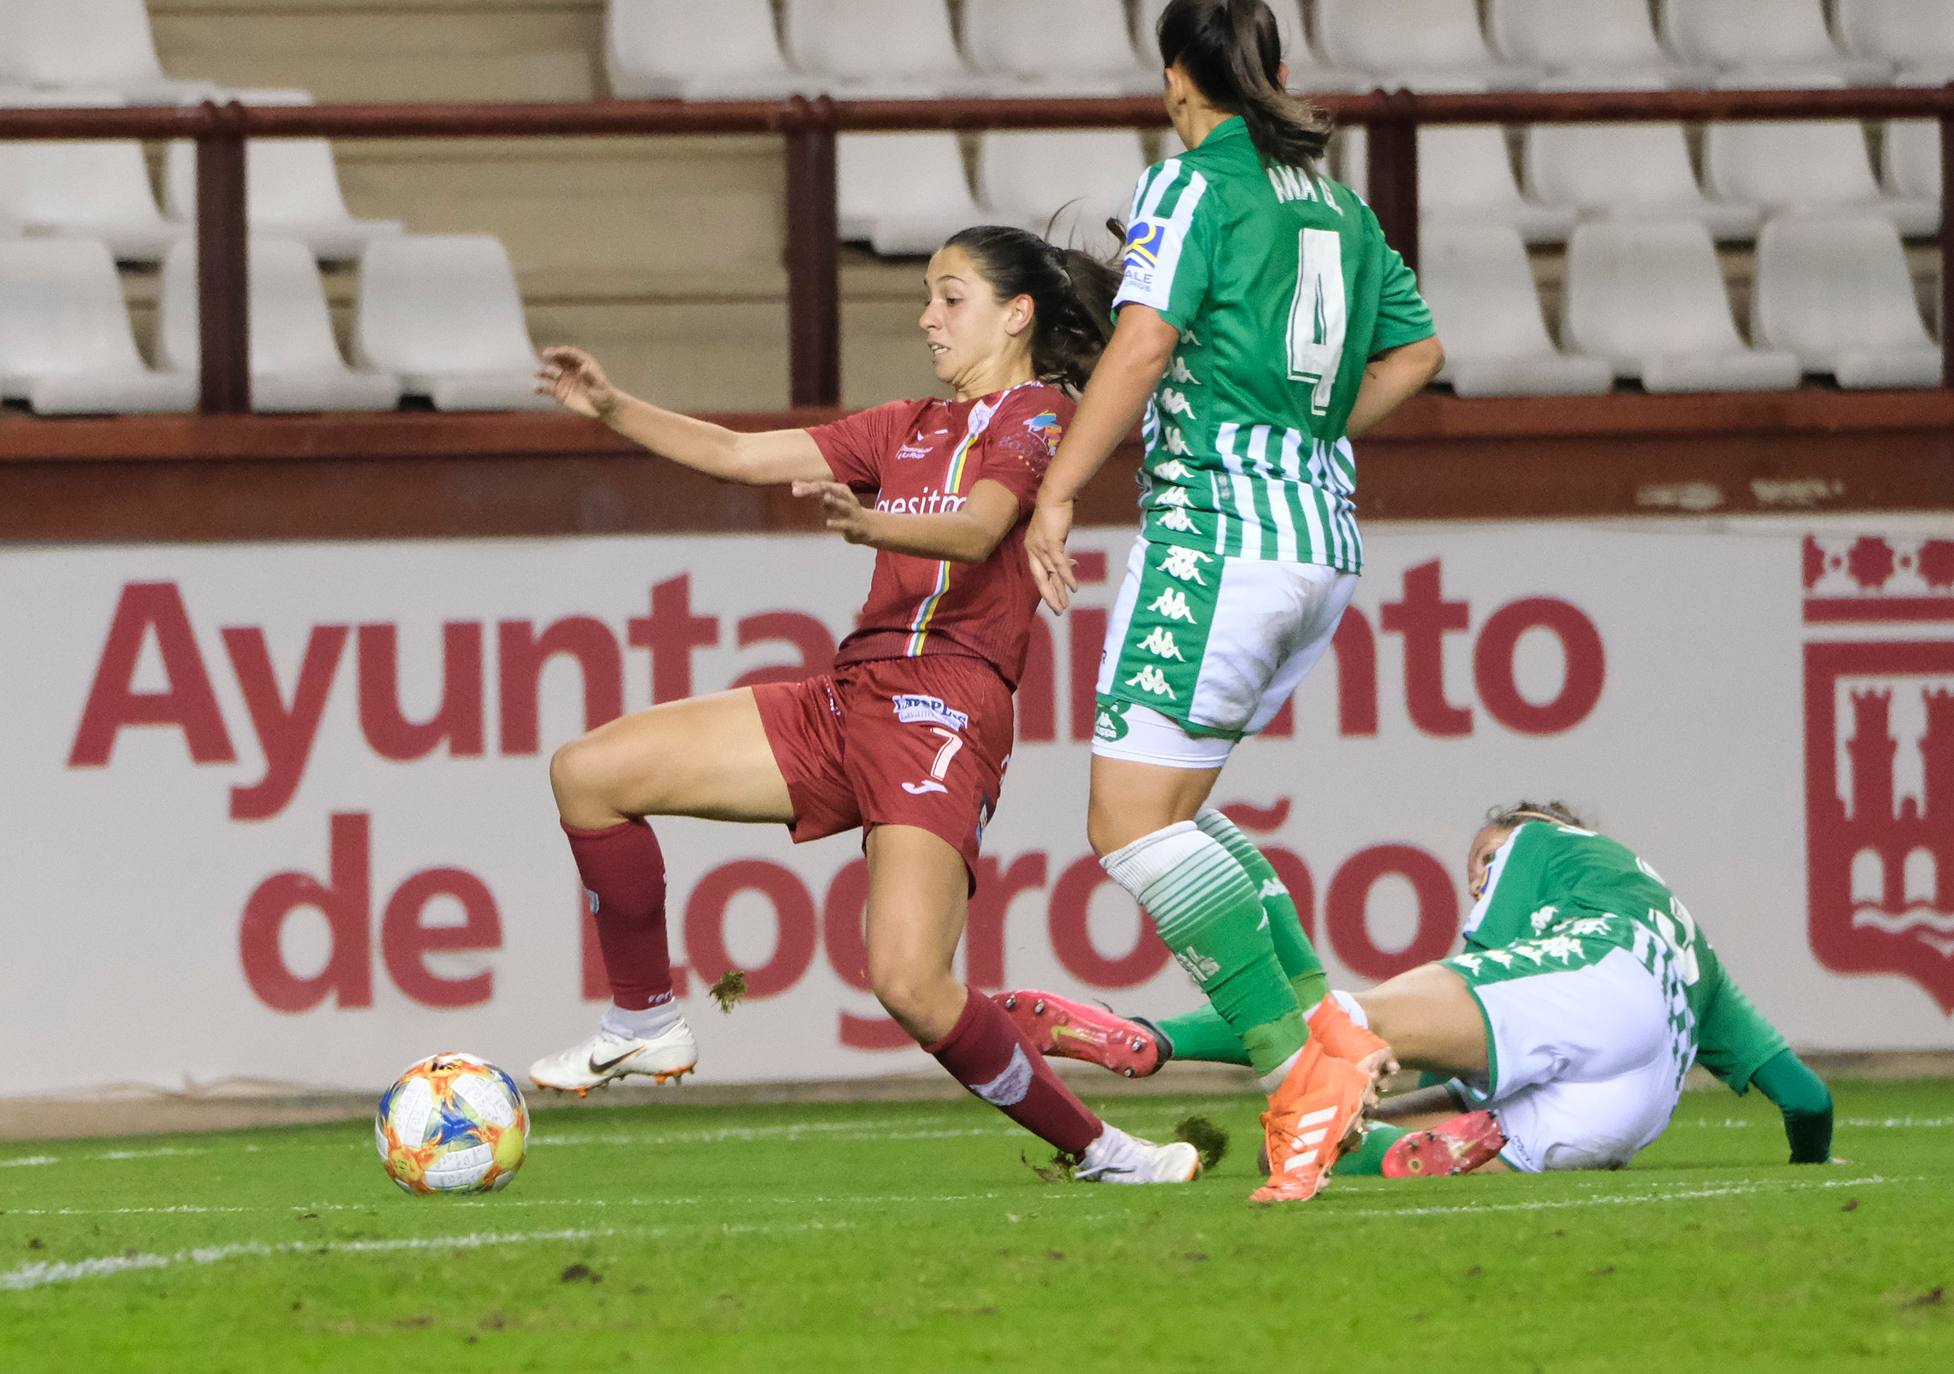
[2,85,1949,413]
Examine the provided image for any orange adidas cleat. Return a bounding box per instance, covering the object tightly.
[1381,1110,1507,1178]
[1250,1037,1378,1203]
[993,989,1163,1079]
[1306,994,1397,1073]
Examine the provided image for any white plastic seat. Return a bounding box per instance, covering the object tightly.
[1563,220,1800,392]
[1421,225,1613,397]
[0,89,189,261]
[160,238,402,412]
[1316,0,1541,89]
[0,0,215,103]
[976,131,1151,247]
[603,0,811,100]
[1752,214,1941,388]
[1487,0,1709,85]
[1704,74,1936,236]
[163,89,403,262]
[0,238,195,414]
[1525,74,1761,240]
[964,0,1159,96]
[354,235,554,412]
[1836,0,1954,73]
[1882,120,1942,232]
[784,0,987,97]
[1132,0,1374,92]
[1419,125,1578,244]
[840,133,1010,257]
[1658,0,1892,84]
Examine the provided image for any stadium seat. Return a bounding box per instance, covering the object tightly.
[1418,124,1579,244]
[0,0,214,103]
[1836,0,1954,73]
[1562,220,1801,392]
[0,89,190,261]
[1704,74,1937,237]
[1487,0,1709,85]
[604,0,811,99]
[1752,214,1942,388]
[0,238,195,414]
[783,0,987,97]
[974,130,1150,248]
[162,89,404,262]
[1132,0,1374,93]
[1316,0,1541,90]
[354,235,553,412]
[1523,76,1762,240]
[1421,225,1613,397]
[1658,0,1892,84]
[159,238,403,412]
[1882,120,1941,230]
[839,133,1009,257]
[963,0,1159,96]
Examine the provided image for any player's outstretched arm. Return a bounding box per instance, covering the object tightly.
[1027,304,1179,613]
[1749,1049,1834,1164]
[537,345,831,486]
[792,477,1021,564]
[1346,336,1445,438]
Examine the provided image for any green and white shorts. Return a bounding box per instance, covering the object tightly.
[1092,537,1358,769]
[1443,938,1696,1173]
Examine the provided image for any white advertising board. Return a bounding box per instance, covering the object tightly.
[3,516,1950,1100]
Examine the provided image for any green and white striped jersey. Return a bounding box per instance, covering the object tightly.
[1114,117,1434,571]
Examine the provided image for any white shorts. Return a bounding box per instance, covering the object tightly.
[1092,537,1358,769]
[1450,946,1693,1173]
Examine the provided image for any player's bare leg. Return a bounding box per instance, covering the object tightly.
[531,690,794,1096]
[868,824,1198,1183]
[1352,962,1492,1080]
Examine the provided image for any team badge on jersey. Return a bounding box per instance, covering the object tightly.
[1802,532,1954,1013]
[1024,411,1065,457]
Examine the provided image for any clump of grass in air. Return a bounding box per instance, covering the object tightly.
[1023,1150,1078,1184]
[709,969,747,1013]
[1174,1115,1229,1170]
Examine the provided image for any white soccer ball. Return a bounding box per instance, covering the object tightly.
[373,1052,530,1195]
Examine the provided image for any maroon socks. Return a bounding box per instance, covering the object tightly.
[563,819,673,1012]
[926,985,1103,1156]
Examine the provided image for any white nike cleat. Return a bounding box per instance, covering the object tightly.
[1075,1125,1202,1184]
[528,1018,698,1097]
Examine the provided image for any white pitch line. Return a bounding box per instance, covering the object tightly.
[1669,1116,1954,1131]
[1328,1172,1913,1221]
[0,1156,56,1170]
[4,1189,1010,1220]
[0,1218,860,1294]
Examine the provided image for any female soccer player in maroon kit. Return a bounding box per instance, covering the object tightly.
[529,226,1202,1184]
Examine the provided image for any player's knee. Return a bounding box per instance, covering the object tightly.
[867,957,954,1040]
[549,735,632,819]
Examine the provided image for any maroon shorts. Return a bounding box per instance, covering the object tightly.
[753,655,1014,877]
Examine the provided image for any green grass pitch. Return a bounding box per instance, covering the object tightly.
[2,1079,1949,1372]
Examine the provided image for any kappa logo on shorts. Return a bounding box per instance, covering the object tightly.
[1803,533,1954,1014]
[1093,699,1131,743]
[891,694,969,732]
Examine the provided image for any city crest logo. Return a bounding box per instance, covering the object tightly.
[1803,533,1954,1013]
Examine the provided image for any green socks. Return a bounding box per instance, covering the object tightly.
[1195,806,1328,1009]
[1331,1123,1408,1176]
[1101,821,1305,1081]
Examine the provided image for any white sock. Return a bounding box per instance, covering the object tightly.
[1330,989,1369,1028]
[601,998,680,1041]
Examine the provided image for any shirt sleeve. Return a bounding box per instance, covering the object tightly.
[1364,204,1436,357]
[1112,158,1217,333]
[1694,972,1792,1096]
[804,400,913,490]
[975,392,1068,515]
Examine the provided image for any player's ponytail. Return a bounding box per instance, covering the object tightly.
[1155,0,1330,168]
[943,224,1121,393]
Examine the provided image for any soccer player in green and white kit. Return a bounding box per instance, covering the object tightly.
[1004,802,1834,1176]
[1024,0,1444,1202]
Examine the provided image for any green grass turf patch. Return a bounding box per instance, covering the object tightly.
[1,1079,1949,1372]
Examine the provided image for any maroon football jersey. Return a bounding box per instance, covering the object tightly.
[807,381,1071,689]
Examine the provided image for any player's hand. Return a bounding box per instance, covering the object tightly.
[537,345,618,421]
[1026,497,1078,614]
[793,479,876,545]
